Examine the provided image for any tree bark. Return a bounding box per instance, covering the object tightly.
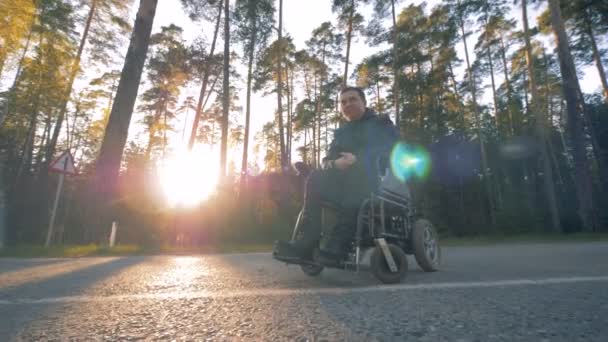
[548,0,597,232]
[342,0,354,87]
[522,0,562,232]
[0,152,6,248]
[486,45,499,129]
[188,0,223,150]
[499,36,515,135]
[219,0,230,178]
[241,18,256,189]
[287,65,294,164]
[276,0,287,171]
[312,76,318,167]
[16,108,39,184]
[391,0,400,129]
[93,0,158,234]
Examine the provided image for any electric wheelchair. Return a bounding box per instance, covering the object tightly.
[277,161,441,284]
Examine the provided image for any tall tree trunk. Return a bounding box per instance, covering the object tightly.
[219,0,230,178]
[93,0,158,237]
[14,26,45,188]
[16,108,39,184]
[376,80,381,112]
[324,112,328,153]
[201,76,219,113]
[448,62,465,130]
[107,78,117,114]
[342,0,354,87]
[0,53,5,79]
[523,71,529,116]
[45,0,97,166]
[241,21,256,189]
[522,0,562,232]
[583,9,608,103]
[303,129,308,164]
[499,37,515,135]
[548,0,597,232]
[287,65,294,164]
[35,114,52,171]
[416,62,423,131]
[486,46,499,128]
[0,151,6,248]
[312,75,318,167]
[391,0,400,128]
[188,0,223,150]
[162,102,168,159]
[276,0,287,171]
[457,5,496,228]
[145,108,161,161]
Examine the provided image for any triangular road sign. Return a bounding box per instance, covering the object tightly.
[49,150,77,175]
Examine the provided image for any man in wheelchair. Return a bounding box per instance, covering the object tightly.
[273,86,400,266]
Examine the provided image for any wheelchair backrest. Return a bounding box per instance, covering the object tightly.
[378,167,411,201]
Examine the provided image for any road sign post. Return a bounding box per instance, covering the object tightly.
[45,151,76,248]
[0,153,6,249]
[109,221,117,247]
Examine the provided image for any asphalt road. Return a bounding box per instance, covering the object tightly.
[1,242,607,341]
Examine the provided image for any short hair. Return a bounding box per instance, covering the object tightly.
[340,86,367,105]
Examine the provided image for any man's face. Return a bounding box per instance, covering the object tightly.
[340,90,366,122]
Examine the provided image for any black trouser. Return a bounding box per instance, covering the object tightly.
[292,168,370,255]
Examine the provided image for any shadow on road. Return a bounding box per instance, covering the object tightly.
[0,257,147,340]
[0,258,70,274]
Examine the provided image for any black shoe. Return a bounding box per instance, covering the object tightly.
[273,240,311,263]
[317,249,344,267]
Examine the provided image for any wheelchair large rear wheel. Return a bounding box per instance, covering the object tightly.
[412,219,441,272]
[370,243,408,284]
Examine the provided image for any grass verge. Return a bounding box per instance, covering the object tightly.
[441,232,608,246]
[0,244,146,258]
[1,232,607,257]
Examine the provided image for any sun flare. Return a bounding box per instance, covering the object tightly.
[157,149,219,207]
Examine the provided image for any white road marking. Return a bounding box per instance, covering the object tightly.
[1,275,607,305]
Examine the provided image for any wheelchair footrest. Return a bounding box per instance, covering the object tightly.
[273,253,319,266]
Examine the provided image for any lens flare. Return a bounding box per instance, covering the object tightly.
[390,142,431,182]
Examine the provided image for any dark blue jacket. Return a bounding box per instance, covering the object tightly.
[322,109,400,203]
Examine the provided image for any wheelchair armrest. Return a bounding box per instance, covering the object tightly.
[376,155,390,178]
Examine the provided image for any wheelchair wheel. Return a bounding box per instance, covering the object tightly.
[301,263,324,276]
[300,249,324,276]
[412,219,441,272]
[370,244,408,284]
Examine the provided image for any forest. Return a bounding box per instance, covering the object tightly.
[0,0,607,249]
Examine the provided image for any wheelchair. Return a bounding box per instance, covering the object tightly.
[281,163,441,284]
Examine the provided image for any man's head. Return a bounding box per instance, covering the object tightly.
[340,86,367,122]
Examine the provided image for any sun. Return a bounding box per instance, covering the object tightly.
[157,148,219,207]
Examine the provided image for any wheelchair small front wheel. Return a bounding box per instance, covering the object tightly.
[301,263,324,276]
[412,219,441,272]
[300,249,324,276]
[370,244,408,284]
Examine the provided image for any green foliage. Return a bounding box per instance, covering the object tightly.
[0,0,35,73]
[139,24,190,161]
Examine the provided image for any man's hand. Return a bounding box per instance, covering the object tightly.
[334,152,357,170]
